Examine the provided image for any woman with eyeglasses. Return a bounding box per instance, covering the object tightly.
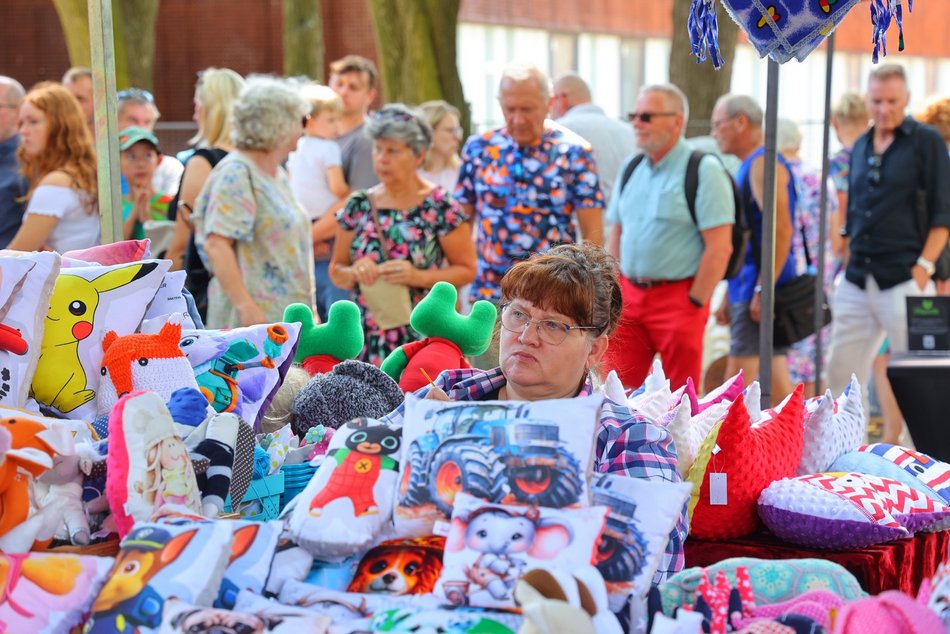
[192,76,315,328]
[329,103,476,366]
[8,82,99,252]
[378,242,686,583]
[418,100,463,192]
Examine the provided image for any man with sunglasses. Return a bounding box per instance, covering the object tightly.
[117,87,184,197]
[604,84,735,390]
[827,64,950,400]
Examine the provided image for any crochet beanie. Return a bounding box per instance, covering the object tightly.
[290,359,404,438]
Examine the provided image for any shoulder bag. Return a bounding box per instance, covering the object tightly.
[358,193,414,330]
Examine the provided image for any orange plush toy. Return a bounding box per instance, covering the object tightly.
[0,414,73,552]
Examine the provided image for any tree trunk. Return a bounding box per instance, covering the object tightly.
[669,0,739,137]
[51,0,135,90]
[114,0,158,90]
[283,0,325,81]
[367,0,470,132]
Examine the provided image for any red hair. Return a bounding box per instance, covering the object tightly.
[18,81,97,210]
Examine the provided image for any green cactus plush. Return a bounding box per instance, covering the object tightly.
[380,282,497,392]
[284,301,364,375]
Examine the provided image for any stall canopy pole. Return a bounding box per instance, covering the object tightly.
[759,59,780,409]
[88,0,122,244]
[815,33,836,395]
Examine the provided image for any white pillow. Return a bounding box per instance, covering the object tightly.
[668,398,730,478]
[797,374,864,475]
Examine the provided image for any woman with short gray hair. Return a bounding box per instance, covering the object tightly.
[193,76,316,328]
[329,104,476,365]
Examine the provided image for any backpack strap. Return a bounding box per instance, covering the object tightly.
[684,149,705,225]
[618,154,645,195]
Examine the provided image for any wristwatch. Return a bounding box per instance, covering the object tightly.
[917,256,936,276]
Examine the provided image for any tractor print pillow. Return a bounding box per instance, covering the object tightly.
[178,323,301,432]
[436,492,608,610]
[395,393,603,538]
[29,259,170,422]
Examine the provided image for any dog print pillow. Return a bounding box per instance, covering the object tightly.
[396,393,602,538]
[436,492,608,610]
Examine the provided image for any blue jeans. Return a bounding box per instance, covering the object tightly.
[314,259,351,322]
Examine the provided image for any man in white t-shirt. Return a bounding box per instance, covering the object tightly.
[117,88,184,196]
[288,84,351,321]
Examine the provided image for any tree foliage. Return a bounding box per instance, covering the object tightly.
[366,0,469,131]
[669,0,739,137]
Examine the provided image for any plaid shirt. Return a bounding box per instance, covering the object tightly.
[381,367,688,585]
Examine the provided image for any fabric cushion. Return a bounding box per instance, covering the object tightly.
[288,418,402,560]
[797,374,864,475]
[591,473,692,610]
[395,393,602,538]
[141,270,198,331]
[683,369,745,414]
[0,552,113,634]
[758,472,950,549]
[0,251,60,408]
[669,397,730,479]
[160,597,331,633]
[831,443,950,508]
[658,557,865,618]
[30,259,170,421]
[86,520,232,632]
[278,579,443,622]
[689,386,805,540]
[627,360,672,420]
[435,492,607,610]
[347,536,445,596]
[62,239,150,266]
[179,323,301,432]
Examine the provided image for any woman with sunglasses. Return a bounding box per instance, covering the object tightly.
[379,242,686,584]
[192,76,315,328]
[329,103,476,365]
[8,82,99,252]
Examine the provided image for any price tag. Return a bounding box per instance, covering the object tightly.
[710,472,728,506]
[433,520,451,537]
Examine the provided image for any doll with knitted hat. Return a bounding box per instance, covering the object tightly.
[284,301,364,376]
[381,282,497,393]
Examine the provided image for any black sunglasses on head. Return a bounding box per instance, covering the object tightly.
[117,88,155,103]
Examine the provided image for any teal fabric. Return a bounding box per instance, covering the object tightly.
[658,557,865,615]
[607,138,735,280]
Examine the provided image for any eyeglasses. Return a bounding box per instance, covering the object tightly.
[117,88,155,103]
[867,154,883,187]
[500,303,603,345]
[627,111,677,124]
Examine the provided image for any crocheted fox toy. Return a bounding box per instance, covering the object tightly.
[381,282,497,393]
[284,301,364,375]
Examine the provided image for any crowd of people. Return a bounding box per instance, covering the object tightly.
[1,59,950,437]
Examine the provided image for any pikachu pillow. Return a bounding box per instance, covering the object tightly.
[30,259,169,422]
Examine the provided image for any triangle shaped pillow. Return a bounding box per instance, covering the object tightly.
[690,385,805,540]
[797,375,864,476]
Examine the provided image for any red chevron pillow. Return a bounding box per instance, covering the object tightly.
[690,384,805,540]
[759,472,950,549]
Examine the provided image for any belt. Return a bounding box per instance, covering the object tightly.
[623,276,690,290]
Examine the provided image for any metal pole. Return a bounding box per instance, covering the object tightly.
[815,33,836,395]
[759,59,780,408]
[89,0,122,244]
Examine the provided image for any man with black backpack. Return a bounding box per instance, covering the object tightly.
[604,84,735,390]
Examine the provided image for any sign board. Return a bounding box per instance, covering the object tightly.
[906,296,950,353]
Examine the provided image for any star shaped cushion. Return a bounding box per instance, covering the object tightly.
[627,360,673,420]
[797,374,864,476]
[682,369,745,415]
[689,385,805,540]
[669,398,729,479]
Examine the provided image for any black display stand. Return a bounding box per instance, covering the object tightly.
[888,353,950,462]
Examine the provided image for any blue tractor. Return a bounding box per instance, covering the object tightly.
[400,403,583,514]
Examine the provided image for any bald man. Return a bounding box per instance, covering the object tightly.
[455,64,605,306]
[553,72,635,206]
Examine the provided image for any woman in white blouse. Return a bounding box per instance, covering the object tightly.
[418,100,463,192]
[8,82,99,253]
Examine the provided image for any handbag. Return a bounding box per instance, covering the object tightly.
[358,193,413,330]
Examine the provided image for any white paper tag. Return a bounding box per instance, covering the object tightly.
[433,520,451,537]
[712,444,721,455]
[709,472,728,506]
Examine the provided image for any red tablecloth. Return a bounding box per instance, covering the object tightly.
[685,530,949,595]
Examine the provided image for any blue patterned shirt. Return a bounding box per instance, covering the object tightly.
[454,124,604,302]
[380,366,688,585]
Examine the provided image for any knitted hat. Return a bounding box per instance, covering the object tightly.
[290,360,404,437]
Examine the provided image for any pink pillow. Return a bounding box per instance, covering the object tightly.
[833,590,942,634]
[684,370,745,414]
[62,239,151,265]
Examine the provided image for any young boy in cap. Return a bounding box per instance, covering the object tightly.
[119,126,173,240]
